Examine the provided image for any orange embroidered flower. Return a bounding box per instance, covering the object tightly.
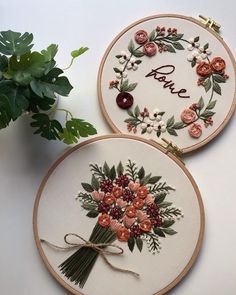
[196,61,212,77]
[125,206,137,218]
[210,57,226,73]
[188,123,202,138]
[181,109,196,124]
[112,186,123,198]
[133,198,145,209]
[140,219,152,232]
[116,227,130,242]
[103,193,116,205]
[98,214,111,228]
[137,186,149,199]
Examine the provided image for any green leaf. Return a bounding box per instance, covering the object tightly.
[65,118,97,138]
[134,60,142,65]
[81,182,94,192]
[203,43,209,50]
[149,30,156,41]
[132,50,144,58]
[203,78,212,93]
[148,176,161,184]
[110,166,116,181]
[117,161,124,176]
[59,127,78,144]
[194,36,200,42]
[201,110,215,119]
[162,220,175,228]
[135,237,143,252]
[126,83,137,92]
[113,67,121,73]
[172,42,184,50]
[141,128,146,134]
[167,116,175,127]
[191,59,196,67]
[206,100,217,110]
[103,162,110,178]
[31,113,63,140]
[167,128,178,136]
[86,210,99,218]
[165,44,176,53]
[91,175,99,191]
[0,94,12,129]
[198,96,205,110]
[162,228,177,235]
[82,203,97,211]
[120,79,129,92]
[124,118,138,124]
[155,193,167,204]
[134,105,140,117]
[140,173,152,186]
[128,40,135,53]
[172,121,185,129]
[138,166,145,179]
[71,47,89,58]
[0,30,33,56]
[128,237,135,252]
[213,82,222,95]
[169,33,184,41]
[153,227,165,237]
[158,201,173,208]
[156,130,161,137]
[41,44,58,62]
[213,74,226,83]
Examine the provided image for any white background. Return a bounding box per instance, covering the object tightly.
[0,1,235,295]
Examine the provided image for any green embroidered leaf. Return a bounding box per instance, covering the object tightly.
[103,162,110,178]
[65,118,97,138]
[198,96,205,110]
[126,82,137,92]
[128,237,135,252]
[162,228,177,235]
[172,42,184,50]
[156,130,161,137]
[124,118,138,124]
[110,165,116,181]
[149,30,156,41]
[153,227,165,237]
[127,109,134,117]
[158,111,165,116]
[138,166,145,179]
[148,176,161,184]
[155,193,167,204]
[140,173,152,186]
[128,40,135,53]
[136,237,143,252]
[133,50,144,58]
[203,43,209,50]
[91,175,99,191]
[117,161,124,176]
[172,121,185,129]
[86,210,99,218]
[134,105,140,117]
[213,82,222,95]
[59,128,78,144]
[162,220,175,228]
[167,128,178,136]
[167,116,175,127]
[203,78,212,92]
[158,201,173,208]
[113,67,122,73]
[201,110,215,119]
[165,44,176,53]
[213,74,226,83]
[81,182,94,192]
[169,33,184,41]
[82,203,97,211]
[71,47,89,58]
[0,30,33,56]
[191,59,196,67]
[0,94,12,129]
[115,54,122,58]
[194,36,200,42]
[141,128,146,134]
[135,60,142,64]
[206,100,217,110]
[120,79,129,91]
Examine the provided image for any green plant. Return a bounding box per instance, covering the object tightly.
[0,30,97,143]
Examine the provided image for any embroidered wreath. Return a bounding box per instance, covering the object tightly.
[109,26,229,139]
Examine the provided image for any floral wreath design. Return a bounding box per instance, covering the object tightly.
[109,26,229,139]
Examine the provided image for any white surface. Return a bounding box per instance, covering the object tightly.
[0,1,235,295]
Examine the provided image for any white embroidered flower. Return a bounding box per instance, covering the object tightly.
[187,37,200,51]
[149,108,162,121]
[153,120,166,133]
[187,50,202,63]
[199,46,212,59]
[141,120,154,133]
[115,68,128,79]
[119,51,130,64]
[127,57,138,71]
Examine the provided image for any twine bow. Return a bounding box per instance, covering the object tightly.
[40,233,140,278]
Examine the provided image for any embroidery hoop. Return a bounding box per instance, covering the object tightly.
[33,134,205,295]
[97,14,236,153]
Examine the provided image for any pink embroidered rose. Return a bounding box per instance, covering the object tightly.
[145,194,155,205]
[196,61,212,77]
[110,220,122,232]
[188,123,202,138]
[123,215,135,228]
[143,42,157,57]
[134,30,148,45]
[210,57,226,73]
[181,109,197,124]
[128,181,140,192]
[136,210,148,222]
[91,191,104,201]
[116,198,127,208]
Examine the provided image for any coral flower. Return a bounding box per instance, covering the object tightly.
[133,198,145,209]
[110,220,122,232]
[112,186,123,198]
[91,191,104,201]
[123,215,136,228]
[137,186,149,199]
[145,194,155,205]
[116,198,128,208]
[103,193,116,205]
[116,227,130,242]
[98,214,111,228]
[125,206,137,218]
[140,219,152,232]
[136,210,148,222]
[128,181,140,192]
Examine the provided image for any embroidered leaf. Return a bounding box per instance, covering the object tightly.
[110,166,116,181]
[138,166,145,179]
[124,118,138,124]
[120,79,129,91]
[128,237,135,252]
[117,161,124,176]
[115,54,122,59]
[162,228,177,235]
[141,128,146,134]
[155,193,167,204]
[140,173,152,186]
[156,130,161,137]
[86,210,99,218]
[103,162,110,178]
[145,233,160,253]
[132,50,144,58]
[126,82,137,92]
[81,183,94,193]
[162,220,175,228]
[165,44,176,53]
[136,237,143,252]
[113,67,122,73]
[158,111,165,116]
[82,203,97,211]
[167,116,175,127]
[194,36,200,42]
[160,207,182,218]
[206,100,217,110]
[148,176,161,184]
[89,164,106,180]
[213,74,226,83]
[154,227,165,237]
[170,33,184,41]
[172,121,185,129]
[135,60,142,64]
[191,59,196,67]
[201,110,215,119]
[128,40,135,53]
[167,128,178,136]
[127,109,134,117]
[203,78,212,92]
[173,42,184,50]
[213,82,222,95]
[203,43,209,50]
[149,30,156,41]
[91,175,99,191]
[71,47,89,58]
[158,201,173,208]
[198,96,205,110]
[134,105,140,117]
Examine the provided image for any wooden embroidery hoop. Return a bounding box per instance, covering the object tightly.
[97,14,236,154]
[33,134,205,295]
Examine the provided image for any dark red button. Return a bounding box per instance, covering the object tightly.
[116,92,134,109]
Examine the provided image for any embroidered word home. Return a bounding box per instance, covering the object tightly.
[145,65,190,98]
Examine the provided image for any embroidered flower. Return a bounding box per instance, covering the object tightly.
[154,121,166,133]
[187,50,202,63]
[149,108,162,121]
[116,227,130,242]
[128,181,140,192]
[109,80,119,89]
[136,210,148,222]
[126,57,138,71]
[125,206,137,218]
[140,219,152,232]
[115,68,128,79]
[135,30,148,45]
[91,191,105,201]
[116,92,133,109]
[133,198,145,209]
[187,37,200,51]
[196,61,212,77]
[210,57,226,73]
[103,193,116,205]
[118,51,129,64]
[140,120,155,133]
[143,42,157,57]
[137,186,149,199]
[98,213,111,227]
[181,109,197,124]
[123,215,135,228]
[199,46,212,59]
[145,194,155,205]
[112,186,123,198]
[188,123,202,138]
[110,220,122,232]
[204,117,213,128]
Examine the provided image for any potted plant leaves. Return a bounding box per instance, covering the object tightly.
[0,30,97,143]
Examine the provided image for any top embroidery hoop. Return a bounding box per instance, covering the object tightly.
[97,14,236,153]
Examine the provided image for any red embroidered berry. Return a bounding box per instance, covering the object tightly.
[98,203,110,213]
[146,203,159,218]
[151,216,162,227]
[130,224,142,237]
[115,174,130,188]
[122,188,134,202]
[109,206,123,220]
[116,92,133,109]
[100,179,113,193]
